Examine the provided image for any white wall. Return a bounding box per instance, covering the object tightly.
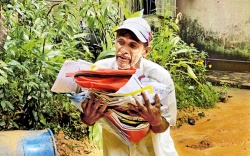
[176,0,250,43]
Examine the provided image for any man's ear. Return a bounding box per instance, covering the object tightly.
[143,46,151,57]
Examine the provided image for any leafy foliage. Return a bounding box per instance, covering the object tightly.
[146,13,219,109]
[0,0,93,138]
[0,0,130,140]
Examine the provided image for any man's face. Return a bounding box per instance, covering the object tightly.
[115,33,147,70]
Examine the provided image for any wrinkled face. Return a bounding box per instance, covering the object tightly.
[115,33,148,70]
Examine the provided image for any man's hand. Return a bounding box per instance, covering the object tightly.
[80,93,110,126]
[127,92,169,133]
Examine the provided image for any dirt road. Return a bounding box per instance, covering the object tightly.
[171,87,250,156]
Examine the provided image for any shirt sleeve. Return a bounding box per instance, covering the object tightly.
[160,79,177,126]
[141,59,177,127]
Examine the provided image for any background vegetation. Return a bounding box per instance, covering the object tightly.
[0,0,218,141]
[146,15,219,109]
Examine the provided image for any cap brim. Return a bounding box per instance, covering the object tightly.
[116,25,147,43]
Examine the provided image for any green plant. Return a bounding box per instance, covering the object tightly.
[0,0,132,142]
[145,9,219,109]
[220,82,230,92]
[0,0,91,139]
[79,0,129,60]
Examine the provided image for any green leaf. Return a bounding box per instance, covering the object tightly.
[131,10,144,18]
[44,50,62,59]
[12,121,19,129]
[171,23,179,31]
[63,101,70,112]
[160,44,173,66]
[187,65,197,79]
[170,36,180,46]
[171,49,188,56]
[31,28,41,37]
[0,60,8,67]
[33,110,38,121]
[70,113,79,119]
[8,60,21,66]
[105,31,113,50]
[97,49,116,61]
[23,33,29,41]
[28,82,39,89]
[124,8,131,19]
[39,113,47,125]
[72,33,88,39]
[6,101,14,110]
[21,40,42,51]
[1,101,7,109]
[174,83,184,92]
[0,69,7,77]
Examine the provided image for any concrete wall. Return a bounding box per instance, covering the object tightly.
[176,0,250,43]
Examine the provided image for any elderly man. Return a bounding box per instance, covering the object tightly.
[80,17,178,156]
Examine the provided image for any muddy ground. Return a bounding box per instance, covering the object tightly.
[171,87,250,156]
[55,87,250,156]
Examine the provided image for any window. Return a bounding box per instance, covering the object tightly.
[130,0,176,17]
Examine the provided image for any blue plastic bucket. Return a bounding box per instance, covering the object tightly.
[0,128,58,156]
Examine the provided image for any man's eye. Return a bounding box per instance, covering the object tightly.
[130,44,137,48]
[117,40,124,45]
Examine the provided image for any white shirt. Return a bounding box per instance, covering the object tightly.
[95,57,178,156]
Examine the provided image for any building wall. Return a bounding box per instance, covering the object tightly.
[176,0,250,42]
[176,0,250,61]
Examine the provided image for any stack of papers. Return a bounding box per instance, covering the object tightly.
[51,59,173,144]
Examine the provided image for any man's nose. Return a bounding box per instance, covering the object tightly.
[119,47,129,54]
[118,51,129,57]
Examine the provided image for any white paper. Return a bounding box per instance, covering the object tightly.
[51,59,93,93]
[135,69,173,100]
[107,94,156,107]
[116,74,144,94]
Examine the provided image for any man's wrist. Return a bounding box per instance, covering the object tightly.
[150,117,169,133]
[150,117,163,127]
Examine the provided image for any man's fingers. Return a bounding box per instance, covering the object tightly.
[134,95,144,109]
[98,101,108,114]
[104,109,112,117]
[93,97,102,110]
[141,91,151,109]
[128,104,138,111]
[127,110,140,117]
[81,99,88,111]
[154,93,161,108]
[87,94,95,109]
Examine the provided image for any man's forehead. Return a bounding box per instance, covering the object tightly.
[116,35,142,44]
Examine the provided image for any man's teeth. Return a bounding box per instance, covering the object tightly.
[119,56,127,60]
